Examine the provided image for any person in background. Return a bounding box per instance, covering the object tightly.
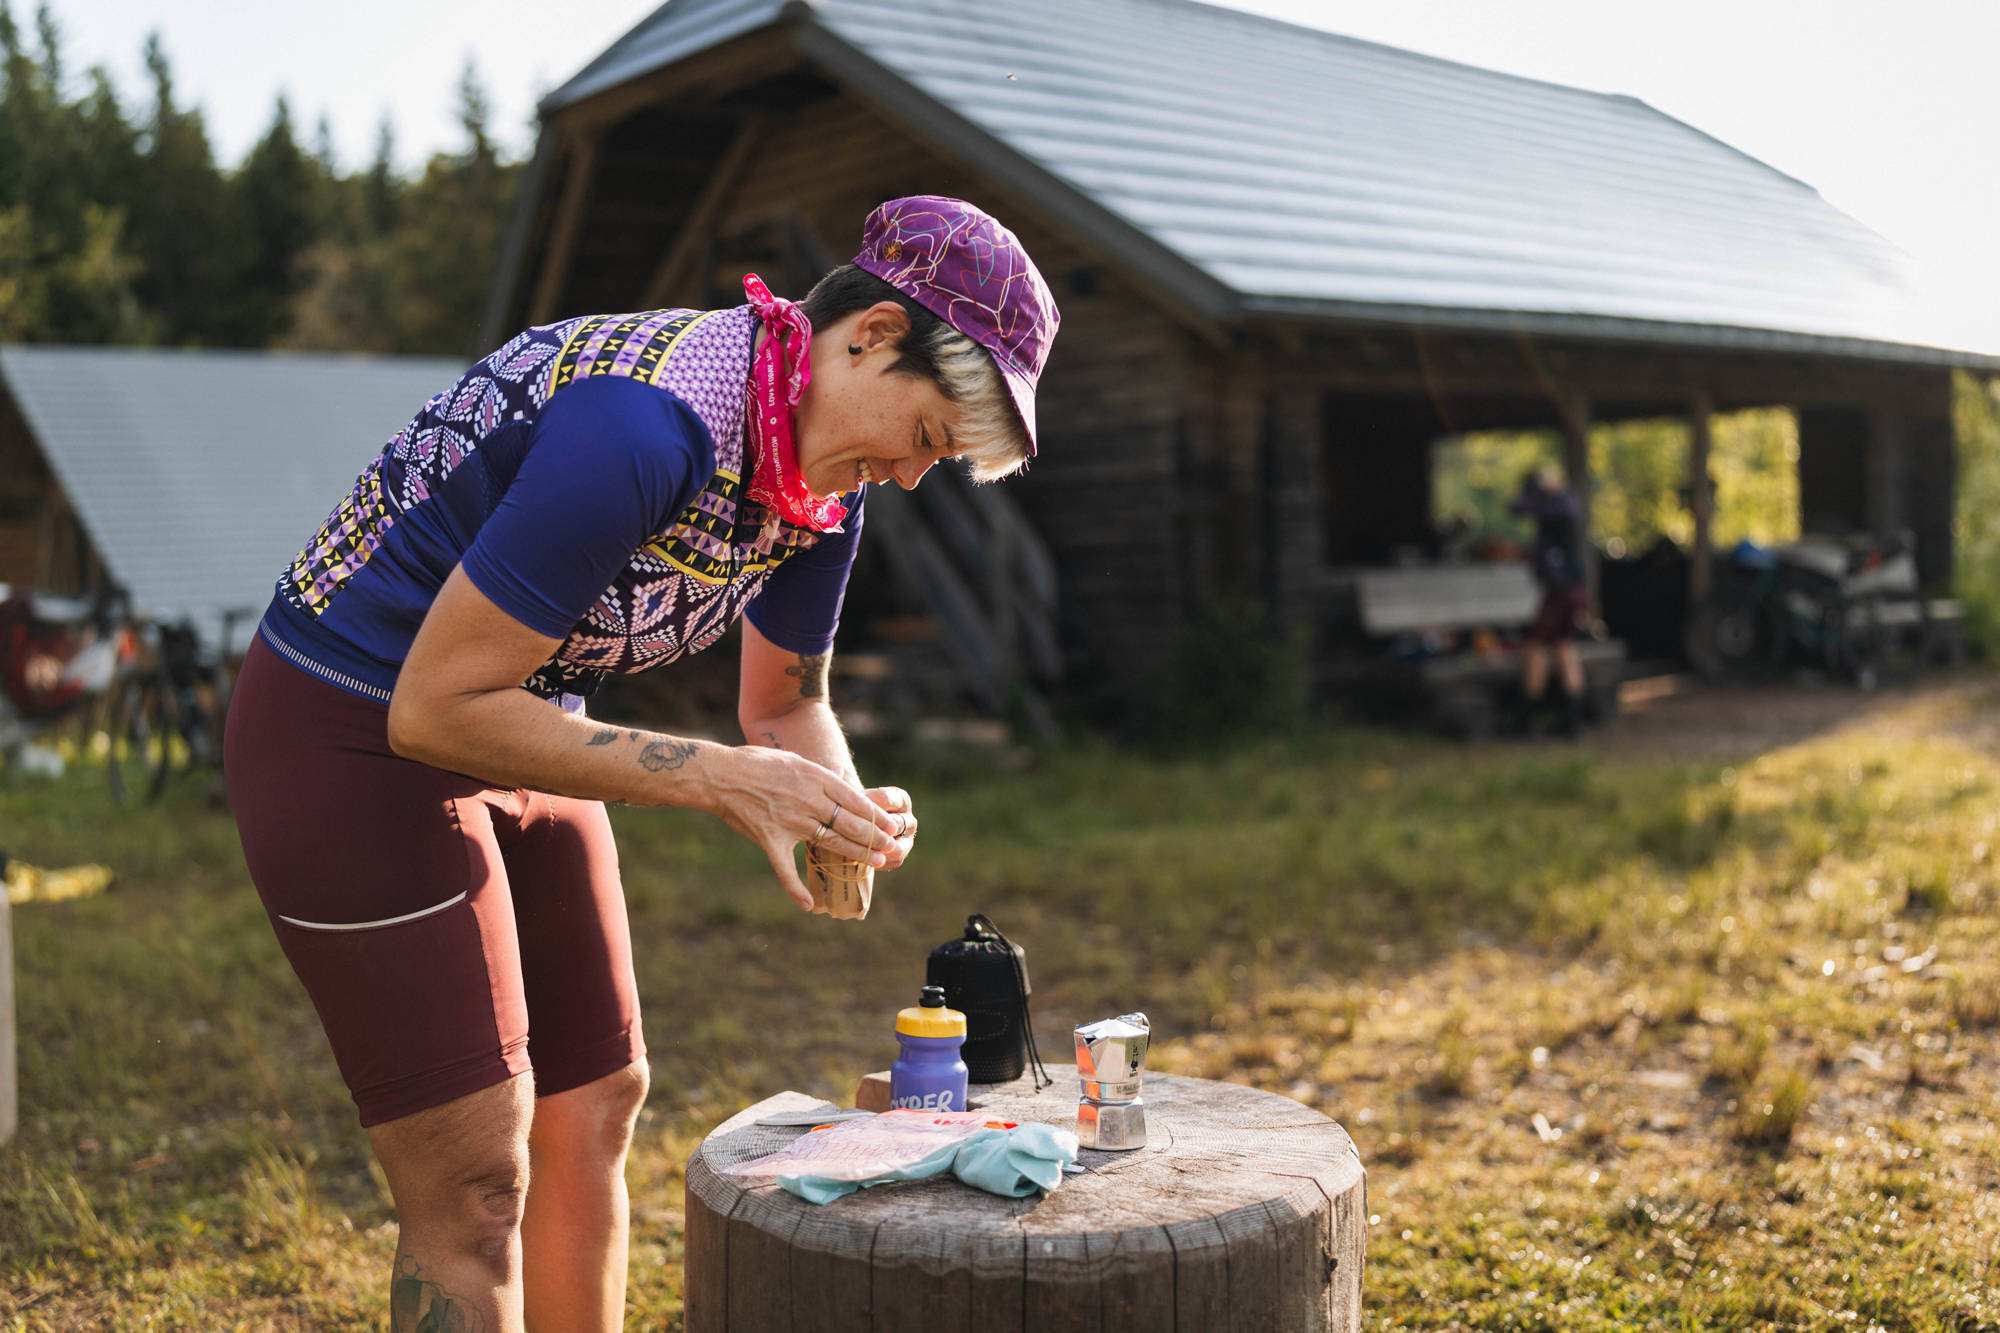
[1510,464,1590,737]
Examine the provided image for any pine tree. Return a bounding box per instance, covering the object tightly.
[124,33,236,344]
[0,3,523,352]
[0,2,148,342]
[229,95,323,344]
[382,60,520,356]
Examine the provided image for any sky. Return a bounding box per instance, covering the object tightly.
[50,0,2000,353]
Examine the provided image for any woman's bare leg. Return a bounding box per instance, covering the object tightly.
[369,1074,536,1333]
[1557,640,1586,697]
[521,1060,650,1332]
[1522,641,1550,700]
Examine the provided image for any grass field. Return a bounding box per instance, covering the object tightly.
[3,680,1999,1329]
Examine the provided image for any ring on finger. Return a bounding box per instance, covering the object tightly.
[896,813,914,838]
[810,820,830,847]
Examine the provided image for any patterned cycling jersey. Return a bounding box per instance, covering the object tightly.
[260,304,860,710]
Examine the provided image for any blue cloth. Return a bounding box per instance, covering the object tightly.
[951,1123,1079,1197]
[776,1123,1080,1206]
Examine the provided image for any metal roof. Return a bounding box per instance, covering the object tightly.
[0,346,463,649]
[545,0,1993,367]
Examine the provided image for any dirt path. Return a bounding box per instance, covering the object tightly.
[1583,668,1996,762]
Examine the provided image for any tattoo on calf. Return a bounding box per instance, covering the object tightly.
[785,652,829,699]
[391,1253,483,1332]
[586,727,620,746]
[638,739,700,772]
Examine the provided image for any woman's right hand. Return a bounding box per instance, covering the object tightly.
[698,745,899,910]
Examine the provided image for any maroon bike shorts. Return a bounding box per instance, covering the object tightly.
[225,635,644,1128]
[1526,584,1590,645]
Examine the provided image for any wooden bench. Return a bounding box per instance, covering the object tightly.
[684,1065,1366,1331]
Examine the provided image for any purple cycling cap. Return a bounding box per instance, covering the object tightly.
[852,196,1060,455]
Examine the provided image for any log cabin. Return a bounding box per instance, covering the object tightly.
[485,0,1998,716]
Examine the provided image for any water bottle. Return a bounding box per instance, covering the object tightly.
[888,985,969,1112]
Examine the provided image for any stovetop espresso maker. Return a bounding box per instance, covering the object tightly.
[1074,1012,1150,1151]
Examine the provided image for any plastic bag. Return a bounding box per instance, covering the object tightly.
[722,1110,1010,1186]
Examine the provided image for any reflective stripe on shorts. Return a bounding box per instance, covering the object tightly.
[278,891,468,933]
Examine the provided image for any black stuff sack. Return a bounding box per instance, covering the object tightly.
[926,914,1050,1088]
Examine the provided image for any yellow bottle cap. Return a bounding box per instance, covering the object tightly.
[896,1005,967,1038]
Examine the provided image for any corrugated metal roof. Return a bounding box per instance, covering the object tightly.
[543,0,1986,364]
[543,0,784,112]
[0,346,462,648]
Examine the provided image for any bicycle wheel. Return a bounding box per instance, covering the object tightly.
[1686,585,1788,684]
[105,670,178,802]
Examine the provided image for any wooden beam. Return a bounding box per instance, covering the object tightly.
[1689,387,1715,603]
[1560,392,1596,616]
[525,131,602,328]
[639,118,765,310]
[475,125,559,355]
[554,27,801,137]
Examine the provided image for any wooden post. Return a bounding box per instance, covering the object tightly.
[0,890,16,1145]
[524,131,602,327]
[1560,394,1596,616]
[1689,388,1714,603]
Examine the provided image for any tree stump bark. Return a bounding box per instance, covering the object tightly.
[685,1064,1365,1331]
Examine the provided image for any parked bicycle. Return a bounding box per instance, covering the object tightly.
[1686,533,1932,689]
[1,586,246,801]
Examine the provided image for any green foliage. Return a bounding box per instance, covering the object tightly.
[1588,418,1690,551]
[1709,408,1801,547]
[1434,410,1802,556]
[1433,429,1558,545]
[0,4,519,355]
[1952,370,2000,654]
[286,62,522,356]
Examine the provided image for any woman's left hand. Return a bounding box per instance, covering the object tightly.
[866,786,918,870]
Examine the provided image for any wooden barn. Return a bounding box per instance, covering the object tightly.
[484,0,1998,714]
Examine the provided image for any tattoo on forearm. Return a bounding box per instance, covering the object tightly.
[391,1253,483,1332]
[639,739,699,772]
[786,652,829,699]
[586,727,620,746]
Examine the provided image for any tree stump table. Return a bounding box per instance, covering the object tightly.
[684,1065,1366,1331]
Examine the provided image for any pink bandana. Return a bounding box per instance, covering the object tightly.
[743,274,846,534]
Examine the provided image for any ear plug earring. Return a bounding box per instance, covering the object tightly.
[848,343,863,355]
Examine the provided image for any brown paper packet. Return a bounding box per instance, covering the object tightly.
[805,855,832,915]
[807,846,873,920]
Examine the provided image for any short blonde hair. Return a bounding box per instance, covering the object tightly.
[800,265,1032,480]
[914,322,1031,481]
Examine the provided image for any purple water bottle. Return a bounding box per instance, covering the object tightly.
[888,985,969,1112]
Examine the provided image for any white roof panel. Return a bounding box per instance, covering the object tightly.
[0,346,462,648]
